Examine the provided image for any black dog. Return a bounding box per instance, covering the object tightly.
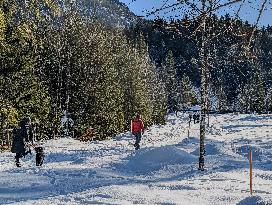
[34,147,44,166]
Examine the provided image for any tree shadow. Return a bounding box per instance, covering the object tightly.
[238,115,272,122]
[222,124,272,130]
[236,196,268,205]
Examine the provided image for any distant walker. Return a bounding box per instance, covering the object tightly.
[131,114,145,150]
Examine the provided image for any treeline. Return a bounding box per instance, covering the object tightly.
[0,1,167,139]
[129,15,272,113]
[2,0,272,140]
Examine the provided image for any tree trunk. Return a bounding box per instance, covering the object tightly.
[199,14,207,171]
[199,58,207,171]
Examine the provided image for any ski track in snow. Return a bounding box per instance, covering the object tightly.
[0,113,272,204]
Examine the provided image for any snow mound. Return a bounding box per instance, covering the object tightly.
[119,146,197,174]
[237,196,267,205]
[236,145,270,162]
[191,143,220,156]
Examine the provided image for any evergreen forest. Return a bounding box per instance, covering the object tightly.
[1,0,272,140]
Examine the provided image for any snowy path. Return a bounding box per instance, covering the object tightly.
[0,113,272,204]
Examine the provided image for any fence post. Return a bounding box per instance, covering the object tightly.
[249,146,253,195]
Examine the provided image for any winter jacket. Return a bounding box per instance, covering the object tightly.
[11,128,27,153]
[131,118,144,134]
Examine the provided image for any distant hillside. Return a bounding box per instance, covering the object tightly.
[76,0,138,27]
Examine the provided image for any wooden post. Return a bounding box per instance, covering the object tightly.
[249,146,253,195]
[187,115,191,138]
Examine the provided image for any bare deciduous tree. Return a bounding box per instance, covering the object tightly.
[131,0,270,170]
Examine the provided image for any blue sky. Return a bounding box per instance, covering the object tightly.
[120,0,272,27]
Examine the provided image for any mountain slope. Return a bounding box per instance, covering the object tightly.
[78,0,138,27]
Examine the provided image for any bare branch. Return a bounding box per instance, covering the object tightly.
[145,0,206,18]
[208,0,247,42]
[235,0,246,18]
[145,2,181,17]
[210,0,243,13]
[247,0,268,49]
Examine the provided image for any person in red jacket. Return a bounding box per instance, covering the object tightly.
[131,113,144,150]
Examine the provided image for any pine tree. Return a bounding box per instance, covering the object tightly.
[180,74,198,109]
[37,9,168,138]
[237,66,265,114]
[162,50,178,112]
[0,1,55,131]
[135,33,167,125]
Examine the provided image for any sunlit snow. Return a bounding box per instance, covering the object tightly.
[1,113,272,204]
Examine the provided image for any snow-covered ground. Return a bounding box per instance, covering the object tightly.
[1,113,272,205]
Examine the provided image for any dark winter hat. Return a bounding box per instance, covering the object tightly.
[19,119,26,128]
[19,117,30,127]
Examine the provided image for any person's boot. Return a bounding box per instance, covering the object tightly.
[135,144,140,150]
[15,157,21,167]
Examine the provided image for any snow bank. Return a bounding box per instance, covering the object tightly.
[119,145,197,174]
[191,143,221,156]
[1,113,272,204]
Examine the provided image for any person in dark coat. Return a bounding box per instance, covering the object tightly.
[11,118,33,167]
[196,112,200,123]
[189,113,192,123]
[193,113,197,124]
